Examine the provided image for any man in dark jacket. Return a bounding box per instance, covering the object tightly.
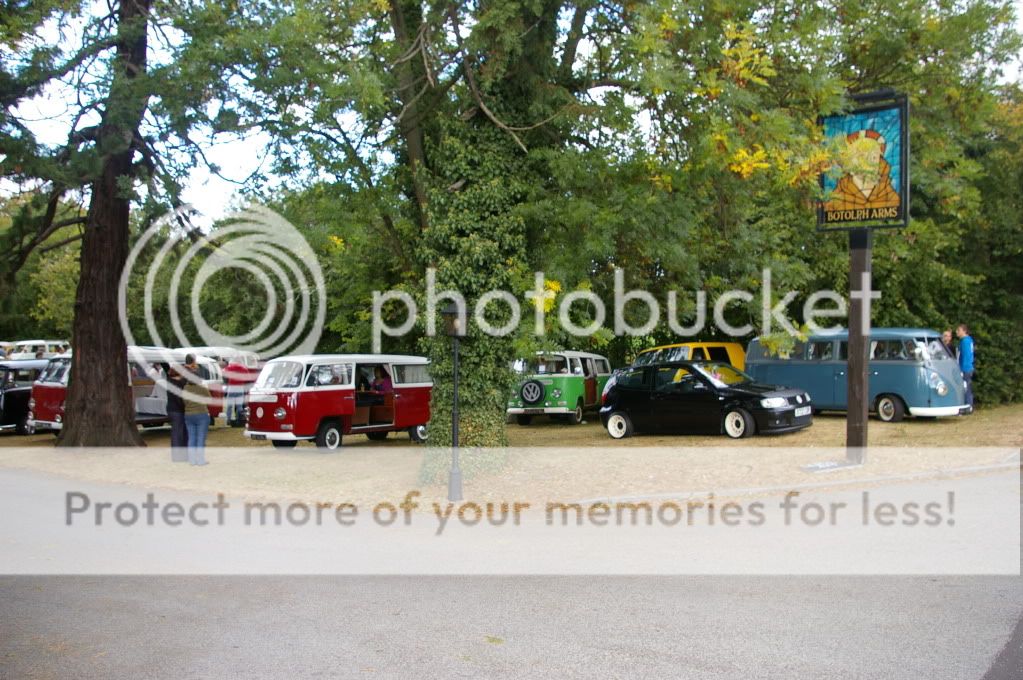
[166,365,188,460]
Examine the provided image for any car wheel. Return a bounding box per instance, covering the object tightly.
[723,408,754,439]
[16,413,34,436]
[606,412,633,439]
[271,440,297,449]
[516,415,533,426]
[315,420,343,451]
[875,394,906,422]
[570,401,584,425]
[366,431,389,441]
[408,424,428,443]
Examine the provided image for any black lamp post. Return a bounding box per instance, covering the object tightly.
[441,302,465,502]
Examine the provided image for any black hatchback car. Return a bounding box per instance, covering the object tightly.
[0,359,48,435]
[599,361,813,439]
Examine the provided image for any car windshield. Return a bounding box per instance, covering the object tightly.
[634,346,689,366]
[512,355,569,375]
[255,361,305,389]
[693,362,751,386]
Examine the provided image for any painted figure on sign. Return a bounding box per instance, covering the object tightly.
[824,129,900,212]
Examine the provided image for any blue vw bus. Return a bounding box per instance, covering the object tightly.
[745,328,968,422]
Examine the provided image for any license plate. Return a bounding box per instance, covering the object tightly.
[524,409,545,415]
[794,406,812,417]
[250,433,266,440]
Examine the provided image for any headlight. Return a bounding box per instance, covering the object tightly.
[552,389,562,398]
[273,407,286,420]
[760,397,788,409]
[929,373,949,396]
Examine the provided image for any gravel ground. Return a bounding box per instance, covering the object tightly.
[0,406,1017,507]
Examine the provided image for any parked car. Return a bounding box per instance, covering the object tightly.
[599,360,813,439]
[245,354,432,450]
[30,347,223,433]
[0,342,15,358]
[744,328,967,422]
[632,341,746,370]
[0,359,49,435]
[507,351,613,425]
[9,339,69,360]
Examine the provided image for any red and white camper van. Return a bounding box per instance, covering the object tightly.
[30,347,224,432]
[244,354,432,450]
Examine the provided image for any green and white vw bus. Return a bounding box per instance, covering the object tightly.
[507,351,613,425]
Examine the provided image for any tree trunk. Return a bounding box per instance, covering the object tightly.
[57,0,152,447]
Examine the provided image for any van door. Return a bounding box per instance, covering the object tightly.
[583,358,597,406]
[393,363,431,429]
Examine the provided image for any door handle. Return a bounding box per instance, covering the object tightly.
[871,371,879,376]
[394,394,402,399]
[343,395,354,401]
[837,371,846,377]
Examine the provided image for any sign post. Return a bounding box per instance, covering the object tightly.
[810,89,909,468]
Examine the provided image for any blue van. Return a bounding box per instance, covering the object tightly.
[745,328,968,422]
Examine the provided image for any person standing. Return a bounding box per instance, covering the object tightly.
[166,365,188,462]
[224,358,249,427]
[956,324,975,413]
[182,354,212,465]
[941,329,955,359]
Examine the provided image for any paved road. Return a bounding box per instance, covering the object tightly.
[1,466,1020,679]
[2,575,1021,679]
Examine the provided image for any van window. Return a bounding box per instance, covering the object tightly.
[690,347,707,360]
[777,342,805,360]
[570,357,584,375]
[40,358,71,384]
[595,359,611,375]
[807,342,834,361]
[306,363,352,386]
[871,340,912,361]
[256,361,305,389]
[395,364,431,384]
[707,346,731,363]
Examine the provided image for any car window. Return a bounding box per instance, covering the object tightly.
[570,358,584,375]
[690,347,707,360]
[707,346,730,363]
[596,359,611,374]
[654,367,695,391]
[617,368,646,389]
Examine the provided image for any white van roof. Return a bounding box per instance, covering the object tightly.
[266,354,430,365]
[175,346,260,360]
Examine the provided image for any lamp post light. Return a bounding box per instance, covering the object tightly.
[441,302,465,502]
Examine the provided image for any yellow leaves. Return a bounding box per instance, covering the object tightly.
[720,22,776,88]
[787,148,833,187]
[372,0,390,13]
[728,145,770,179]
[326,234,347,253]
[659,11,680,38]
[644,158,673,191]
[528,279,561,313]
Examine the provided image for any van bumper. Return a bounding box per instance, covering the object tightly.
[244,430,311,442]
[33,419,62,431]
[506,406,574,416]
[908,406,968,417]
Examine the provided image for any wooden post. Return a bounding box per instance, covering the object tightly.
[847,228,873,459]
